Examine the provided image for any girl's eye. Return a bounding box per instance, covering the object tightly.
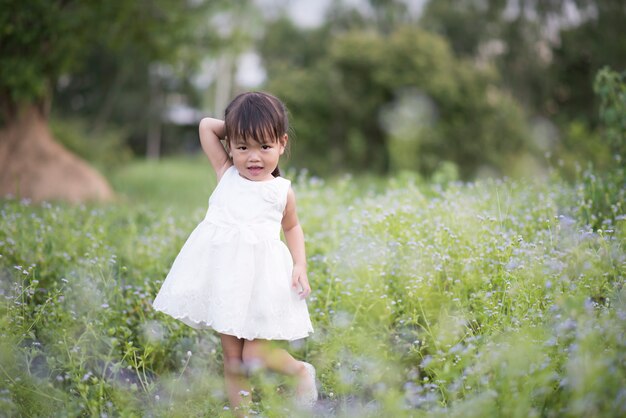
[262,145,272,150]
[237,146,247,150]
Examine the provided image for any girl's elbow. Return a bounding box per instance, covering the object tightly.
[199,118,223,136]
[199,117,210,132]
[282,222,300,234]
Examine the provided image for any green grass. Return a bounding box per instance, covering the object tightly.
[109,154,217,213]
[1,158,624,417]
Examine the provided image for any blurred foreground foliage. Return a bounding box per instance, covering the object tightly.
[0,161,624,417]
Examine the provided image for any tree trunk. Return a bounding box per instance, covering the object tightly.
[214,54,233,116]
[146,117,161,160]
[146,65,162,160]
[0,103,113,203]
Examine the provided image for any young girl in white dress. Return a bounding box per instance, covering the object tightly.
[152,92,317,412]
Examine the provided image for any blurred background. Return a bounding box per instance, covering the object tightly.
[1,0,624,202]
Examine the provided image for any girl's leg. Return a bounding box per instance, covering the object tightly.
[241,339,313,396]
[220,334,251,413]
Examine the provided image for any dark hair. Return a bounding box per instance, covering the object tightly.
[224,92,288,177]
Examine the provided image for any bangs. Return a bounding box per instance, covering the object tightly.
[228,122,281,144]
[224,92,287,144]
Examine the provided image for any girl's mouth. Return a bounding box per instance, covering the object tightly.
[248,166,263,174]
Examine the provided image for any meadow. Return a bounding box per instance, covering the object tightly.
[0,157,624,417]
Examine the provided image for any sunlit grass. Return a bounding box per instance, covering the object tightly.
[109,154,216,214]
[1,158,624,417]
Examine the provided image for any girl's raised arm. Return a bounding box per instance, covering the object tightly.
[199,117,231,180]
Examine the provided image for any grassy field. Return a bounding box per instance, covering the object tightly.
[1,157,624,417]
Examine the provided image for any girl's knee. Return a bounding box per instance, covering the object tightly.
[223,356,244,375]
[220,333,245,374]
[242,343,264,372]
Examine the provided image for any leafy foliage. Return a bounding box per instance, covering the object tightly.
[0,160,624,416]
[549,0,626,124]
[594,67,626,160]
[0,0,217,108]
[50,117,132,174]
[262,22,532,178]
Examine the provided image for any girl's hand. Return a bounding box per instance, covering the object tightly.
[291,264,311,299]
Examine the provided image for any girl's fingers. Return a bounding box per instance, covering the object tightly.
[299,283,311,299]
[291,275,311,299]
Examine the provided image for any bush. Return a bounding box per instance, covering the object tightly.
[594,67,626,161]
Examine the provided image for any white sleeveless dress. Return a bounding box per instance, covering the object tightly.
[152,166,313,341]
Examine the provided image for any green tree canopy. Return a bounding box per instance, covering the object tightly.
[421,0,626,123]
[0,0,235,202]
[261,21,531,178]
[0,0,217,111]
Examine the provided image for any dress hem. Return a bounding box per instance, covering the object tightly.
[153,306,313,342]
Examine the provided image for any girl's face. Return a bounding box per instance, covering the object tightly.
[229,135,286,181]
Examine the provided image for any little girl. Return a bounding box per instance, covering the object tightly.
[152,92,317,412]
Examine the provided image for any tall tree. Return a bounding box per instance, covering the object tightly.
[261,20,531,177]
[0,0,217,202]
[421,0,626,119]
[548,0,626,125]
[51,0,260,160]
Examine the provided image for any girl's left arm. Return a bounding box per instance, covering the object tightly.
[282,187,311,299]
